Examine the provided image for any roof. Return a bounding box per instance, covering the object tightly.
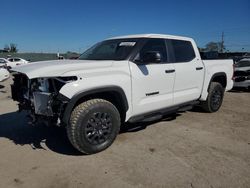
[108,33,193,41]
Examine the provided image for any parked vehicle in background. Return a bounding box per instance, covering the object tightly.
[11,34,234,154]
[6,57,29,69]
[233,58,250,89]
[0,58,9,68]
[0,68,10,82]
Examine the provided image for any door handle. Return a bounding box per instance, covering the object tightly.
[196,67,203,70]
[165,69,175,73]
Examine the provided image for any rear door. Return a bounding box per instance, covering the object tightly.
[129,38,175,116]
[167,39,204,105]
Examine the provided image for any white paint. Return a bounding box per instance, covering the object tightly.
[11,34,234,121]
[0,68,10,82]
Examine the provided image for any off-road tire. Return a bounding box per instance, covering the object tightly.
[201,82,224,113]
[67,99,121,154]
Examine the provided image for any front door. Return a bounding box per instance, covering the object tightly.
[129,38,175,116]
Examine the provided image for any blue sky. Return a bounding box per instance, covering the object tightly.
[1,0,250,53]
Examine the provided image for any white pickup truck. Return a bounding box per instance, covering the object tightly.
[11,34,234,154]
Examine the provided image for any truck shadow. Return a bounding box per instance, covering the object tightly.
[120,113,181,133]
[0,111,181,156]
[0,111,82,156]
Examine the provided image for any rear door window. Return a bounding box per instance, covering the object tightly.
[170,40,196,62]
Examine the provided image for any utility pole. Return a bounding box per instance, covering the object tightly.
[220,32,224,53]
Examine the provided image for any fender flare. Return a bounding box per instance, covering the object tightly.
[207,72,227,91]
[62,86,129,124]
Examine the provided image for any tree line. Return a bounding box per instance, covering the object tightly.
[1,43,18,53]
[200,42,225,53]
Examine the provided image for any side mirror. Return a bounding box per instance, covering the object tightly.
[141,51,162,63]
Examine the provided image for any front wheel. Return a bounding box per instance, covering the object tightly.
[67,99,121,154]
[201,82,224,113]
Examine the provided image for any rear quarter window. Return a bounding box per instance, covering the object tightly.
[171,40,196,62]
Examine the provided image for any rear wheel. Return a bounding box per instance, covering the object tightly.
[201,82,224,112]
[67,99,121,154]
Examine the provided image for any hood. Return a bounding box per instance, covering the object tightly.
[12,60,113,79]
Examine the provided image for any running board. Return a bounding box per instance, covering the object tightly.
[128,101,199,123]
[178,101,200,112]
[178,105,193,112]
[142,114,163,122]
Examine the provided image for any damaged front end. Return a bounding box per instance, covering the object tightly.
[233,69,250,88]
[11,73,77,126]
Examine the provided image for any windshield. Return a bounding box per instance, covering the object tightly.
[236,60,250,67]
[79,38,139,60]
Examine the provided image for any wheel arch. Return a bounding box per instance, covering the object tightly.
[208,72,227,90]
[62,86,129,124]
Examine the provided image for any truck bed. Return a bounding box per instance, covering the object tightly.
[199,59,234,101]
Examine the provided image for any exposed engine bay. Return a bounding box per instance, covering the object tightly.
[11,73,77,125]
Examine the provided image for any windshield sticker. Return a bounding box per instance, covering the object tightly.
[119,42,136,47]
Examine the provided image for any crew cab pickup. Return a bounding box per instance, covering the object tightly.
[11,34,234,154]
